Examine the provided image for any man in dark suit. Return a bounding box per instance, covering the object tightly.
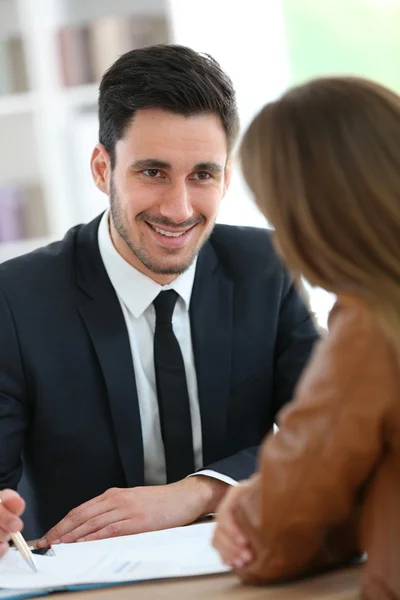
[0,45,318,544]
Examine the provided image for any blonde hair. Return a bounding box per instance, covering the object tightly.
[240,76,400,350]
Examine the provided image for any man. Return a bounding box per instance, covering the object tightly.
[0,45,318,545]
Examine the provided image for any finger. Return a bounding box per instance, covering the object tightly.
[0,527,11,544]
[76,519,134,543]
[38,499,113,546]
[60,508,125,543]
[213,526,253,568]
[214,519,243,551]
[212,528,237,563]
[0,504,24,535]
[0,490,25,517]
[217,514,247,547]
[0,542,9,558]
[213,529,243,565]
[216,505,247,547]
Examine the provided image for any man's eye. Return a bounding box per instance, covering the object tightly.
[194,171,212,180]
[143,169,162,178]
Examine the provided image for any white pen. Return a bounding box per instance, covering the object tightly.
[10,531,37,573]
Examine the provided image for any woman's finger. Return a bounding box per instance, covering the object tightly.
[217,489,248,546]
[213,527,253,567]
[212,528,239,564]
[0,490,25,516]
[0,498,24,534]
[0,526,11,544]
[0,541,9,558]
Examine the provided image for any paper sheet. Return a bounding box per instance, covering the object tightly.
[0,522,230,592]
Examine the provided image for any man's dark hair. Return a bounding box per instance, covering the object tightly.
[99,44,239,167]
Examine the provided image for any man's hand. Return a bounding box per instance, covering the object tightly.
[38,476,228,547]
[212,481,255,569]
[0,489,25,558]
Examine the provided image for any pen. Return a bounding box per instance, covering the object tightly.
[10,531,37,573]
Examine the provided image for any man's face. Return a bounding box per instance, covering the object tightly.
[92,108,231,282]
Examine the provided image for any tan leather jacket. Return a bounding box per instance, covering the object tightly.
[234,295,400,599]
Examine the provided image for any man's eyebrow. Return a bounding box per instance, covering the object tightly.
[129,159,171,170]
[194,162,224,173]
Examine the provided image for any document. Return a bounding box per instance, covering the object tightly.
[0,522,230,598]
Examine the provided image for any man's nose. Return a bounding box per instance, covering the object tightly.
[159,182,194,224]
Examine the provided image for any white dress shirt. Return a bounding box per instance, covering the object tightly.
[98,211,236,487]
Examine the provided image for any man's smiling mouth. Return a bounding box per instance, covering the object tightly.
[146,222,196,238]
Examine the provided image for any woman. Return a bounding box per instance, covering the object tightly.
[212,76,400,599]
[0,490,25,557]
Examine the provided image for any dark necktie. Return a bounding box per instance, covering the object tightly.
[153,290,195,483]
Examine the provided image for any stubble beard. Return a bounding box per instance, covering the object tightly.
[109,177,215,276]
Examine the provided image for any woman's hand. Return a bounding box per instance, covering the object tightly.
[212,482,255,569]
[0,489,25,558]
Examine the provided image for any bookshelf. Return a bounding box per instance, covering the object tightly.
[0,0,171,257]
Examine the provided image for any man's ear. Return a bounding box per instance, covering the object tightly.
[91,144,111,195]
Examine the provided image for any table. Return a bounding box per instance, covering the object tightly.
[45,565,361,599]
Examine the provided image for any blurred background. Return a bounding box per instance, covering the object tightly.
[0,0,399,326]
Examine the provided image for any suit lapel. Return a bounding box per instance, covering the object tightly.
[191,243,233,466]
[75,217,144,488]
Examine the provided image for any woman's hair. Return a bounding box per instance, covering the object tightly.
[240,76,400,348]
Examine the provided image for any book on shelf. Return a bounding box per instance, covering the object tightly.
[57,25,94,87]
[7,37,29,94]
[57,15,170,88]
[89,16,134,83]
[0,37,29,96]
[0,186,24,242]
[130,16,170,51]
[0,42,11,95]
[89,15,170,81]
[21,184,49,239]
[0,184,47,243]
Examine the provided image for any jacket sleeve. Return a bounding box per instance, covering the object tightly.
[0,287,28,490]
[233,299,396,583]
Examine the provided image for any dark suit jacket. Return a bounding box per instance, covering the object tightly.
[0,215,318,538]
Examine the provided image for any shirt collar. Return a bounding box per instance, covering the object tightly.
[98,210,197,318]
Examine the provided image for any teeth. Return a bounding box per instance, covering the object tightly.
[153,226,186,237]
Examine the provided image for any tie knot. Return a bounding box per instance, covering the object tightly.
[153,290,178,324]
